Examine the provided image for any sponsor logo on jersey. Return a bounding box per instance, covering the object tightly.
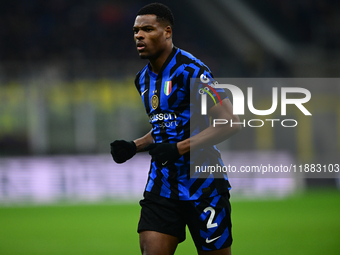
[149,112,177,122]
[149,112,179,129]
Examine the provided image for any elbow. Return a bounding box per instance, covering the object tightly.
[234,119,242,133]
[218,117,242,140]
[228,115,242,137]
[234,124,242,135]
[229,122,241,137]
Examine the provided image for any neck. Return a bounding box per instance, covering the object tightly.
[149,44,173,74]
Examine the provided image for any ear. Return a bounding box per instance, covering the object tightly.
[165,26,172,39]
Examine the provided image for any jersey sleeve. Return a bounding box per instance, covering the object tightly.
[190,68,228,111]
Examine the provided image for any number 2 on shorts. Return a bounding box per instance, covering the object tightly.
[204,206,218,229]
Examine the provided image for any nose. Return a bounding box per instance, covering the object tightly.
[135,30,144,40]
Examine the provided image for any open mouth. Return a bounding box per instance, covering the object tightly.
[136,41,146,51]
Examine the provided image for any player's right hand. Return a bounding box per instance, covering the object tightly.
[110,140,137,163]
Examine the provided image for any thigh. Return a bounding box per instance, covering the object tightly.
[139,230,179,255]
[138,192,186,253]
[185,192,233,252]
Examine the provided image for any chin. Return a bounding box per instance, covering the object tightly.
[138,51,152,60]
[139,54,149,59]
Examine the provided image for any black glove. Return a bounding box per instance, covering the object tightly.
[144,143,181,167]
[110,140,137,163]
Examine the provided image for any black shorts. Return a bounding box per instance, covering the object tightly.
[138,191,232,251]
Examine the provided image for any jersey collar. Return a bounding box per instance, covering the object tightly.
[147,46,178,78]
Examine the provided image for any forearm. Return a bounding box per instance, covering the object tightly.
[134,130,154,152]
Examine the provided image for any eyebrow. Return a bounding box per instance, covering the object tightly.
[133,25,155,30]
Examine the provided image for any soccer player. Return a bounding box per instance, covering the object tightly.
[110,3,241,255]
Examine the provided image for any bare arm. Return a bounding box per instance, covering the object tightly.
[134,129,153,152]
[177,98,241,155]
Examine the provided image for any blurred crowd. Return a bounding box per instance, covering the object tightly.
[276,0,340,47]
[1,0,339,63]
[247,0,340,48]
[0,0,218,63]
[0,0,142,62]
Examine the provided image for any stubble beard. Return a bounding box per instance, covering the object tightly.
[139,54,148,59]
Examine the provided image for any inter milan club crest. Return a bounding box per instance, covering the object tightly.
[164,81,172,96]
[151,94,159,109]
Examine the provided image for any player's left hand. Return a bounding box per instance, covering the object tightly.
[144,143,181,167]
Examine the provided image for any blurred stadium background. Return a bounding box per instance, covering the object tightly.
[0,0,339,254]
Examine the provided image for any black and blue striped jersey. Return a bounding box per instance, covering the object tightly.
[135,46,231,200]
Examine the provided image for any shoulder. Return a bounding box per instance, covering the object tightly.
[178,49,210,69]
[135,65,148,83]
[175,48,213,81]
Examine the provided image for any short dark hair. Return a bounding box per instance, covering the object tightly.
[136,3,174,28]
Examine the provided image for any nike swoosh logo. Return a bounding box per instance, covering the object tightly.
[206,235,221,243]
[162,161,168,166]
[141,89,148,96]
